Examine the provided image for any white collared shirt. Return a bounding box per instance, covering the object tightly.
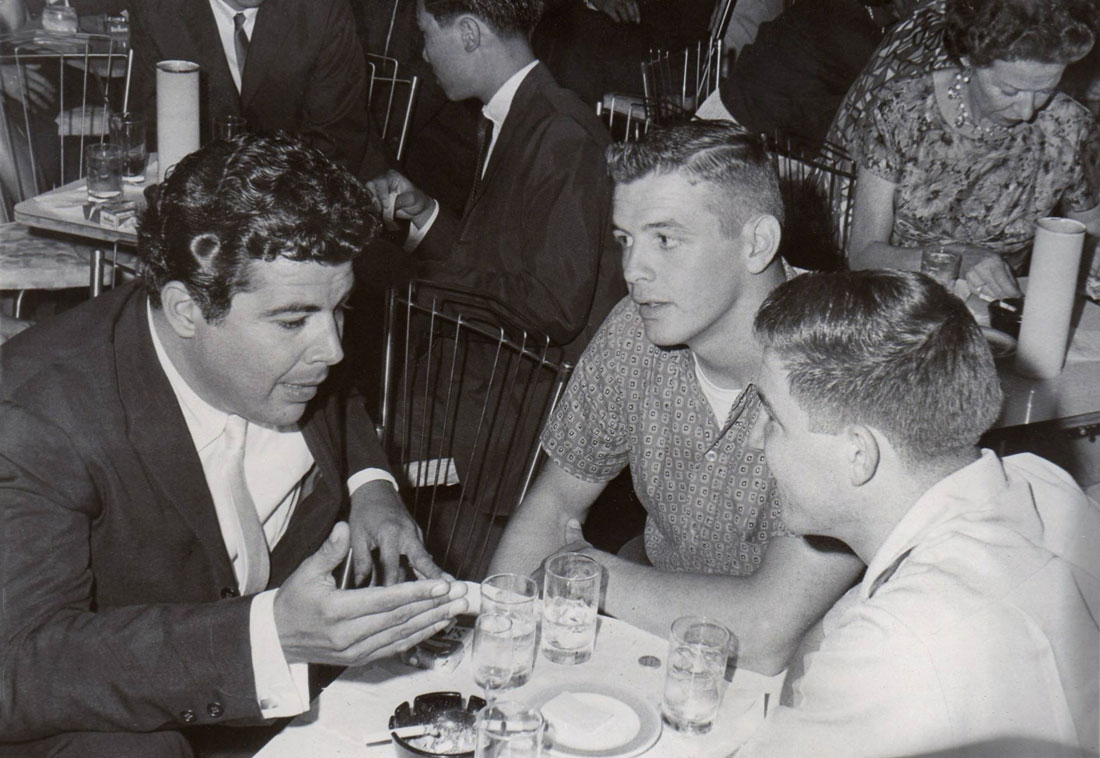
[739,451,1100,757]
[405,59,540,251]
[148,304,397,718]
[207,0,259,92]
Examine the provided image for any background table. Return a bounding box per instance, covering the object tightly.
[255,616,785,758]
[13,155,156,247]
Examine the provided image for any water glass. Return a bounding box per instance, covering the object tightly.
[473,612,515,702]
[109,112,147,184]
[475,701,545,758]
[215,114,248,141]
[481,573,539,688]
[661,615,733,735]
[85,143,122,201]
[920,246,962,288]
[540,552,600,665]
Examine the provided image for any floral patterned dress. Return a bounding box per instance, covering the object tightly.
[854,73,1100,268]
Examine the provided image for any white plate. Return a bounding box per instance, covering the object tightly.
[529,682,662,758]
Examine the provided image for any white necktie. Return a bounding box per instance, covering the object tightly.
[223,415,270,594]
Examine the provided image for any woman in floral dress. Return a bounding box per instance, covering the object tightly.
[848,0,1099,300]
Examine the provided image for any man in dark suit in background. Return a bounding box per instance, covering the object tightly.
[129,0,371,172]
[366,0,623,359]
[0,134,467,757]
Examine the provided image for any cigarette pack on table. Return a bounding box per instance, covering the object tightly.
[99,200,137,229]
[399,617,473,672]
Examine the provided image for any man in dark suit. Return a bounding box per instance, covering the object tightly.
[0,134,467,758]
[129,0,370,172]
[366,0,623,360]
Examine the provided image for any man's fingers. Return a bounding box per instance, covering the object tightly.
[332,577,459,617]
[404,540,444,580]
[376,540,403,586]
[339,596,468,664]
[303,522,351,579]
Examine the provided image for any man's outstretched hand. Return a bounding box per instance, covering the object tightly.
[273,522,465,667]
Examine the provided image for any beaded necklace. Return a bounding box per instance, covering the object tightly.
[945,69,1012,138]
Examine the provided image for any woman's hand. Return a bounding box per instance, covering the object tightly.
[949,243,1022,300]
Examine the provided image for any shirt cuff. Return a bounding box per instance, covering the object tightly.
[250,590,310,718]
[348,467,400,496]
[404,199,439,252]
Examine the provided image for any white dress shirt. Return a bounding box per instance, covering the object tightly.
[148,305,397,718]
[207,0,258,93]
[405,60,540,251]
[738,451,1100,757]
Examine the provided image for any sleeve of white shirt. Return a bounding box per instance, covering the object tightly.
[403,199,440,253]
[348,467,399,495]
[250,590,311,717]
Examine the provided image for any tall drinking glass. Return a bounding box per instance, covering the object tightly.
[215,114,248,140]
[660,615,733,734]
[475,701,545,758]
[85,143,122,201]
[540,552,600,665]
[473,612,514,704]
[481,573,539,688]
[109,112,147,183]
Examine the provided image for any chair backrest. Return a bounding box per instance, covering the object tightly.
[766,133,858,272]
[378,280,574,579]
[0,31,131,208]
[366,53,419,164]
[596,96,649,142]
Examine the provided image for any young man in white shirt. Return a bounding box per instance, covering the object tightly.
[742,268,1099,757]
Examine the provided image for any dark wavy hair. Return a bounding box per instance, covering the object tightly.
[138,132,379,323]
[606,121,784,239]
[421,0,544,35]
[754,270,1003,462]
[944,0,1097,67]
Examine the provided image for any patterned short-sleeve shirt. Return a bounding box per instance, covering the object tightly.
[542,298,788,575]
[854,74,1100,260]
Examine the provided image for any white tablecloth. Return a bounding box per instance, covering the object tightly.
[255,616,785,758]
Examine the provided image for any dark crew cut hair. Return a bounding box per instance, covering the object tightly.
[754,270,1003,461]
[138,132,379,323]
[606,121,784,239]
[421,0,545,35]
[944,0,1096,67]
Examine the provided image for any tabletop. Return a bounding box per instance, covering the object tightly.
[255,615,786,758]
[989,291,1100,432]
[13,156,156,247]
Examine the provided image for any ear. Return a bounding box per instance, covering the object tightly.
[845,424,880,487]
[741,214,782,275]
[159,281,205,339]
[458,15,481,52]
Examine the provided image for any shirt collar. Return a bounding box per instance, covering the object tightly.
[482,59,539,131]
[209,0,260,23]
[860,449,1008,599]
[147,302,233,454]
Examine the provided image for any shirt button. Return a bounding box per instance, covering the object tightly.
[207,702,224,718]
[220,586,239,599]
[704,451,718,462]
[179,709,196,723]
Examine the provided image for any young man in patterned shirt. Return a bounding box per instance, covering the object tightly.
[489,121,863,675]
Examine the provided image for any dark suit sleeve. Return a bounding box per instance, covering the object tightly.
[0,403,259,742]
[342,389,392,476]
[302,0,369,170]
[415,116,613,346]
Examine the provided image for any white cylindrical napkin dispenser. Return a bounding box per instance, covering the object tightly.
[1014,217,1087,379]
[155,60,200,184]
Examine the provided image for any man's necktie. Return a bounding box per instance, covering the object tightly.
[223,415,270,595]
[470,115,493,202]
[233,13,249,85]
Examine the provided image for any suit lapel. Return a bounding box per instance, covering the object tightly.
[115,294,236,583]
[180,0,239,110]
[466,63,546,214]
[240,0,293,109]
